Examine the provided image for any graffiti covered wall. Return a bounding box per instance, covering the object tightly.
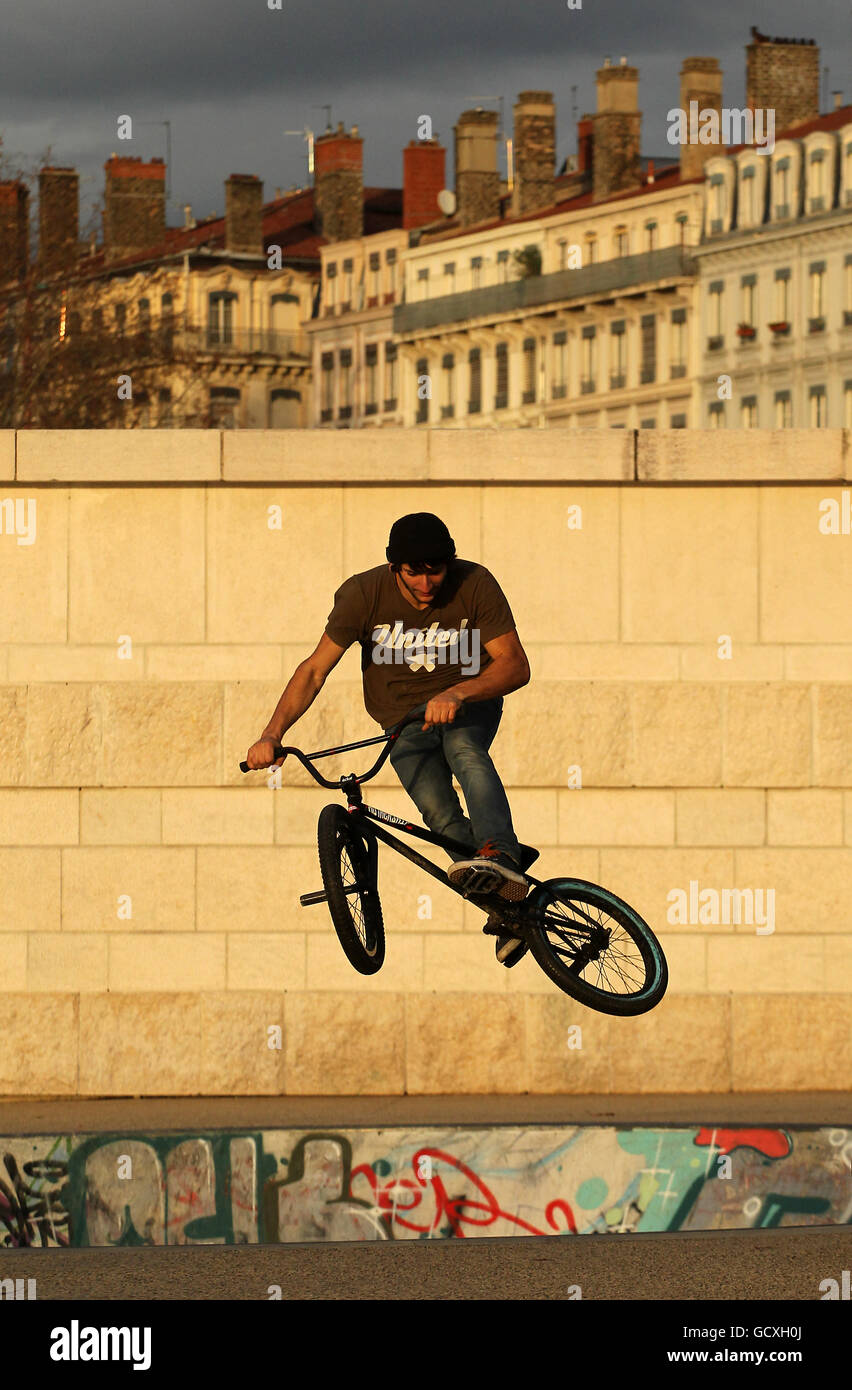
[1,1125,850,1248]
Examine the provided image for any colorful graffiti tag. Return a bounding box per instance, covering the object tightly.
[1,1126,850,1248]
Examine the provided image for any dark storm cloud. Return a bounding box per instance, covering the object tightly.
[1,0,848,226]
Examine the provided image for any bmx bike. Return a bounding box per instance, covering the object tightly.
[240,709,667,1016]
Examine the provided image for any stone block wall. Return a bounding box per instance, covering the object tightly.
[0,427,850,1096]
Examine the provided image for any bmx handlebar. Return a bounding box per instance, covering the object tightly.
[238,709,426,788]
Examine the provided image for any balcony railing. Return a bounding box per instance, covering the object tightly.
[96,323,310,359]
[189,326,309,357]
[394,246,697,334]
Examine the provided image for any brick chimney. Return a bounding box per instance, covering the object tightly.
[746,32,819,133]
[576,115,594,175]
[225,174,264,255]
[679,58,723,180]
[103,155,166,262]
[511,91,556,215]
[38,166,79,277]
[402,138,446,229]
[593,57,641,203]
[314,122,364,242]
[454,109,501,227]
[0,181,29,287]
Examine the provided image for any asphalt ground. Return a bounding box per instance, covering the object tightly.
[3,1223,852,1301]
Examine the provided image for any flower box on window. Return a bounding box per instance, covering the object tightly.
[768,321,790,335]
[736,323,756,339]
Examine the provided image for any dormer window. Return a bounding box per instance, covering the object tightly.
[709,174,725,233]
[809,150,826,212]
[740,166,756,226]
[774,158,790,218]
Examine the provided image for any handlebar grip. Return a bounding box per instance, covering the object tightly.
[239,745,286,773]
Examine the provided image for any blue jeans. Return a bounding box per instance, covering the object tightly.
[384,697,521,865]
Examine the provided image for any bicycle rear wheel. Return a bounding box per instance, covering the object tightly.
[525,877,667,1015]
[317,804,385,974]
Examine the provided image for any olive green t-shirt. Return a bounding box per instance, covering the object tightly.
[324,559,516,729]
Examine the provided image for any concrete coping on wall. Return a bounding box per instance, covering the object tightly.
[2,429,851,484]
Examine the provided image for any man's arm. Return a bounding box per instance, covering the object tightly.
[441,630,530,705]
[247,635,347,767]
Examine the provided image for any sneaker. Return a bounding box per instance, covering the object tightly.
[495,932,528,967]
[448,841,529,901]
[481,911,528,968]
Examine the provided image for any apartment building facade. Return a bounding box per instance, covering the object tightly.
[694,105,852,429]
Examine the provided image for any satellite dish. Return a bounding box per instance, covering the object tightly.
[437,188,457,215]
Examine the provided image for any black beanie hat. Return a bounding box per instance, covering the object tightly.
[386,513,456,565]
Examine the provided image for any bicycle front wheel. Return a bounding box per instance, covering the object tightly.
[317,804,385,975]
[525,877,667,1015]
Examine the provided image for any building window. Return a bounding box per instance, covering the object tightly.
[808,151,826,212]
[321,351,334,421]
[610,320,626,389]
[161,291,173,315]
[326,263,337,311]
[341,258,353,309]
[741,396,758,428]
[495,342,508,409]
[676,212,688,245]
[774,159,790,217]
[552,330,567,399]
[558,239,568,270]
[210,387,240,428]
[385,247,397,303]
[670,308,686,377]
[645,221,657,251]
[416,356,429,424]
[640,313,656,384]
[368,252,380,304]
[208,291,236,346]
[708,400,724,428]
[416,267,429,302]
[443,262,456,295]
[468,348,481,414]
[522,338,536,403]
[497,249,509,283]
[809,262,826,329]
[114,302,127,334]
[740,167,756,226]
[741,276,756,328]
[339,347,353,418]
[384,342,398,411]
[365,343,378,414]
[708,281,724,348]
[584,234,597,265]
[138,298,150,331]
[471,256,483,290]
[581,325,595,392]
[774,390,792,428]
[441,352,455,418]
[640,418,656,429]
[774,269,790,323]
[710,175,725,229]
[670,413,687,428]
[809,385,827,427]
[614,226,629,257]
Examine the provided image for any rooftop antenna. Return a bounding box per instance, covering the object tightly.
[315,105,333,132]
[283,126,315,179]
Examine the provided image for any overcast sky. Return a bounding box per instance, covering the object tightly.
[1,0,849,235]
